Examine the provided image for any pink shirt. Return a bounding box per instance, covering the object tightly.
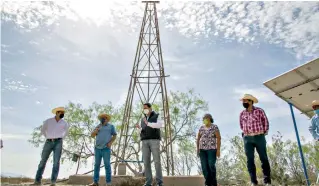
[239,107,269,135]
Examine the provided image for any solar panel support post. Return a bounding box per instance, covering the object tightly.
[288,102,311,186]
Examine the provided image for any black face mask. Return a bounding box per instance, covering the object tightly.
[100,118,106,124]
[243,103,250,109]
[59,114,64,119]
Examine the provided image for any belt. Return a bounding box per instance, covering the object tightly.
[244,132,265,136]
[47,138,62,142]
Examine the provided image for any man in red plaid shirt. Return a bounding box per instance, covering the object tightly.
[239,94,271,186]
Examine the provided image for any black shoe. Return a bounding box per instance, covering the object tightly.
[88,182,99,186]
[30,182,41,186]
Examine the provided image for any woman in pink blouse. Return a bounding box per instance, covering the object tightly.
[197,114,221,186]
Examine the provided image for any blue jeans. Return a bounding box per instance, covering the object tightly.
[199,149,217,186]
[35,139,63,183]
[244,134,271,184]
[142,139,163,186]
[93,147,111,184]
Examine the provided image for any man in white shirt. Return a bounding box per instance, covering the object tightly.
[31,107,69,186]
[136,103,164,186]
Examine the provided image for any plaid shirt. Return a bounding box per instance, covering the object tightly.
[240,106,269,135]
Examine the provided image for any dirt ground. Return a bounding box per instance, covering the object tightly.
[1,177,319,186]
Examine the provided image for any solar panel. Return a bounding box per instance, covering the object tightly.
[263,58,319,118]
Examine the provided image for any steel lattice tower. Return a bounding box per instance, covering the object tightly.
[114,1,175,176]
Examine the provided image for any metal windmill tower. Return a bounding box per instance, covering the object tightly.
[114,1,175,175]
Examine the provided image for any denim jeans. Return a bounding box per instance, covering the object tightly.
[93,147,111,184]
[35,139,63,183]
[199,149,217,186]
[244,134,271,184]
[142,139,163,186]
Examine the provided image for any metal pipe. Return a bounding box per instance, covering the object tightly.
[288,102,310,186]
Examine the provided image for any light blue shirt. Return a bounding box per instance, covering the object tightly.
[95,123,117,149]
[309,114,319,140]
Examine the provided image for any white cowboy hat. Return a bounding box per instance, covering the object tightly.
[98,113,111,121]
[240,94,258,104]
[312,100,319,107]
[52,107,65,114]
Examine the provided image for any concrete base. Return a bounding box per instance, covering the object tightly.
[162,176,205,186]
[68,175,205,186]
[68,175,133,186]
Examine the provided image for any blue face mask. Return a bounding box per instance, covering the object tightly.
[315,109,319,115]
[100,118,106,124]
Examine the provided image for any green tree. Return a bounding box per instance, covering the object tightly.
[29,89,208,176]
[29,102,122,167]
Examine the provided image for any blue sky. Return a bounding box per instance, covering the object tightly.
[1,1,319,178]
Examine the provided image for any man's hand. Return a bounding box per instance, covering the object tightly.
[216,150,220,158]
[143,118,148,125]
[106,142,112,148]
[94,126,101,133]
[91,126,101,138]
[135,123,141,129]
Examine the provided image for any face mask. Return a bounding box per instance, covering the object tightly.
[100,118,106,124]
[59,114,64,119]
[243,103,249,109]
[203,119,210,125]
[315,109,319,115]
[143,109,150,115]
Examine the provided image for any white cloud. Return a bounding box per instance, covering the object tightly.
[1,106,14,110]
[2,78,38,93]
[162,1,319,58]
[171,75,189,80]
[2,2,318,58]
[35,101,43,105]
[233,85,292,119]
[233,86,277,103]
[2,1,319,57]
[115,91,127,107]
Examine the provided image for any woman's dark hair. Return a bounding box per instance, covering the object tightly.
[203,113,214,123]
[143,103,152,108]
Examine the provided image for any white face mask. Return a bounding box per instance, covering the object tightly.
[143,109,150,115]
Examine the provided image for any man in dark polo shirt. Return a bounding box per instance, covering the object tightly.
[136,103,164,186]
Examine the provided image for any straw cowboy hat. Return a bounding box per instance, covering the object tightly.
[240,94,258,104]
[98,113,111,120]
[312,100,319,107]
[52,107,65,114]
